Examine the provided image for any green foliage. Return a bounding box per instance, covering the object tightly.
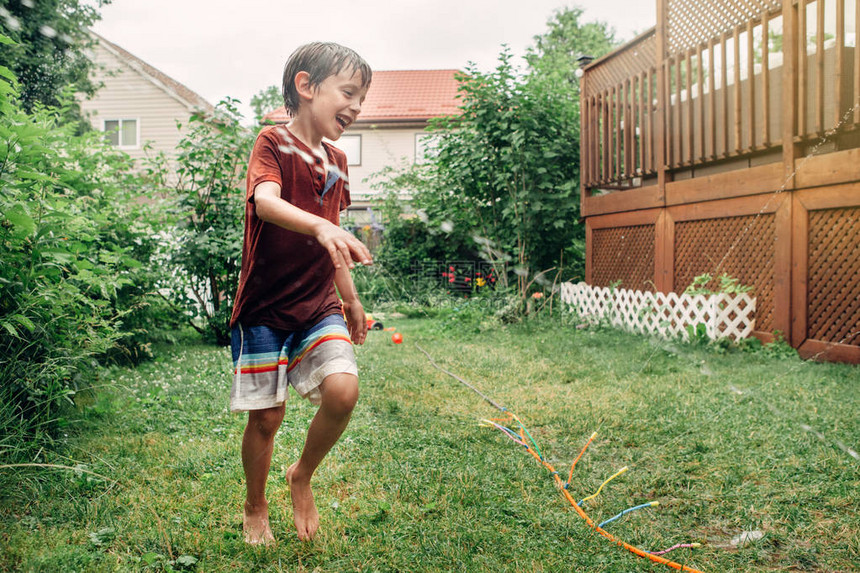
[370,8,615,304]
[158,100,253,345]
[0,0,107,114]
[526,6,617,81]
[370,181,477,280]
[429,50,584,291]
[249,84,282,125]
[0,54,162,459]
[684,272,753,296]
[755,331,799,359]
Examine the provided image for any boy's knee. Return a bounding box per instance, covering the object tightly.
[248,406,285,437]
[321,373,358,417]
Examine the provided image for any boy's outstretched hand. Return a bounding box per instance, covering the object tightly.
[253,182,373,269]
[342,300,367,345]
[315,222,373,270]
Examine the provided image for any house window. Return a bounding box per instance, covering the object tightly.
[104,119,138,148]
[336,134,361,166]
[415,133,440,164]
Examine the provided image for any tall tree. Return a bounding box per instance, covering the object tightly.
[0,0,108,112]
[249,84,282,125]
[526,6,617,82]
[371,7,617,297]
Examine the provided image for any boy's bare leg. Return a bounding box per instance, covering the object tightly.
[286,372,358,541]
[242,404,285,545]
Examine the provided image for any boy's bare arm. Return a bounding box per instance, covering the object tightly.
[334,265,367,345]
[254,181,372,269]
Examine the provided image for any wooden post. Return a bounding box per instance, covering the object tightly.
[616,83,623,180]
[698,43,705,162]
[782,0,799,186]
[580,71,589,214]
[834,0,844,126]
[798,0,807,137]
[734,26,742,153]
[654,210,675,293]
[791,193,808,347]
[709,39,717,159]
[783,0,800,345]
[655,0,669,290]
[815,0,824,134]
[603,92,610,183]
[747,19,756,150]
[774,195,793,342]
[639,72,646,174]
[722,34,729,156]
[686,49,694,164]
[677,57,684,162]
[855,0,860,124]
[646,69,654,172]
[762,13,770,147]
[585,218,594,285]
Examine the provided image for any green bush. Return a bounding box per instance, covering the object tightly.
[0,48,166,459]
[149,99,252,346]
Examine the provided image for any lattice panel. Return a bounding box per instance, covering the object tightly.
[666,0,782,53]
[592,225,655,291]
[560,282,756,341]
[674,213,775,332]
[808,207,860,346]
[584,31,657,98]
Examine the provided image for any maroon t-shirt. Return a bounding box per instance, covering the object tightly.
[230,125,351,330]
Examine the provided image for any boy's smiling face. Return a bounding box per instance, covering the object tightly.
[302,69,369,143]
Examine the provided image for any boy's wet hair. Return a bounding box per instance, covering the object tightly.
[282,42,372,115]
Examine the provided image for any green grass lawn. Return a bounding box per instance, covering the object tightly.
[1,314,858,572]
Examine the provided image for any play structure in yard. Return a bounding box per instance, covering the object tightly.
[578,0,860,363]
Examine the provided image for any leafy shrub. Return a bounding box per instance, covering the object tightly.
[147,99,253,345]
[0,48,165,458]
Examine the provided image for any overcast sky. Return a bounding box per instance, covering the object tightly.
[92,0,655,122]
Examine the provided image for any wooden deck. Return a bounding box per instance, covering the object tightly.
[580,0,860,362]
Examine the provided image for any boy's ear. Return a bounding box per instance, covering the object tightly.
[294,71,314,102]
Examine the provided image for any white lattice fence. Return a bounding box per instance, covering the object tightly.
[560,282,756,341]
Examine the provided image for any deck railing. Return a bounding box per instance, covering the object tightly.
[581,0,860,193]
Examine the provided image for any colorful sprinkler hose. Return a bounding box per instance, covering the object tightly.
[491,415,705,573]
[415,343,704,573]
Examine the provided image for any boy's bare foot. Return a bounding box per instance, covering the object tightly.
[286,462,320,541]
[243,501,275,546]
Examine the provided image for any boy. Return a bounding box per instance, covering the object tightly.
[229,42,373,544]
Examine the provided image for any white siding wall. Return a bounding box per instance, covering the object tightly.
[339,125,425,204]
[79,42,194,171]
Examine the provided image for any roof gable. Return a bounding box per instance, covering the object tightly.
[263,69,461,124]
[91,32,215,115]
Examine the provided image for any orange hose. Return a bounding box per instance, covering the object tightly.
[567,431,597,485]
[490,418,705,573]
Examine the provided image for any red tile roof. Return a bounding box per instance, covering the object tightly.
[263,69,462,124]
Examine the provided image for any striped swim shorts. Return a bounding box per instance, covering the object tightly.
[230,314,357,412]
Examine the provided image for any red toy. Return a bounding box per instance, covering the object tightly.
[365,314,384,330]
[391,333,403,344]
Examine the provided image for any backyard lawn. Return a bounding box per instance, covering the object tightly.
[1,312,858,572]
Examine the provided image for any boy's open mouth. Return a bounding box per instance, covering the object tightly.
[336,115,351,130]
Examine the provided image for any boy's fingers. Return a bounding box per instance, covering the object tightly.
[327,245,342,268]
[349,241,372,265]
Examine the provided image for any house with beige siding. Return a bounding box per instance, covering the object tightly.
[79,32,214,172]
[263,69,461,224]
